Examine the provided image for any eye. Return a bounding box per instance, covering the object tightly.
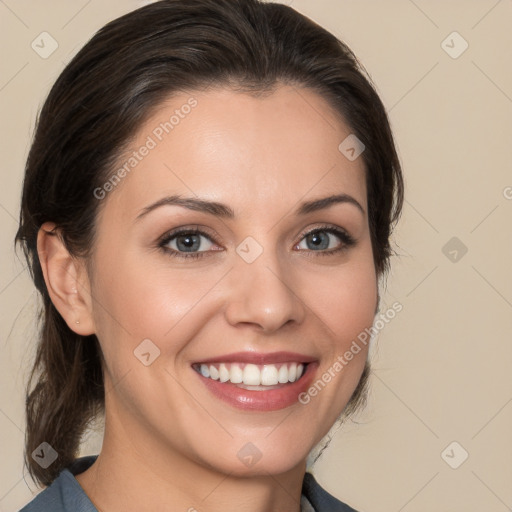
[158,227,221,259]
[157,224,356,260]
[295,225,356,256]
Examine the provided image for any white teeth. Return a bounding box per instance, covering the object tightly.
[243,364,261,385]
[278,365,289,384]
[200,364,210,378]
[197,362,307,386]
[209,365,219,380]
[219,363,230,383]
[288,362,297,382]
[230,363,243,384]
[261,365,279,386]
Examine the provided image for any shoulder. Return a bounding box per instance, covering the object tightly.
[19,456,98,512]
[302,472,360,512]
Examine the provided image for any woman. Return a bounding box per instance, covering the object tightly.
[16,0,404,510]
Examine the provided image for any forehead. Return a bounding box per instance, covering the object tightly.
[100,84,367,221]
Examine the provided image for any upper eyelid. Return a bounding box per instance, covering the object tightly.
[159,225,218,244]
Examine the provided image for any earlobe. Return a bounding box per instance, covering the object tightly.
[37,222,95,335]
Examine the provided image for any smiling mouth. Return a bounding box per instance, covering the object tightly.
[192,362,308,390]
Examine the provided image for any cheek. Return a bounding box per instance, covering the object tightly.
[301,252,376,387]
[305,260,377,343]
[89,250,221,360]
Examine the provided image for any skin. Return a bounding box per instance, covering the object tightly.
[38,84,378,512]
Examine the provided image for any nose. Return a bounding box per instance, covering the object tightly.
[224,250,306,333]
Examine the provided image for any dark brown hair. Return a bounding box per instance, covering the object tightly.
[15,0,403,487]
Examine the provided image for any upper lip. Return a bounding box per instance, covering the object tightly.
[194,351,317,365]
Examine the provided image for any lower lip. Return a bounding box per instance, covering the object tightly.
[194,363,318,411]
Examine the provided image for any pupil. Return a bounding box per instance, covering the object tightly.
[308,232,328,250]
[177,234,199,251]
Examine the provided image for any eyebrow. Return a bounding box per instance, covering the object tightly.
[135,193,365,222]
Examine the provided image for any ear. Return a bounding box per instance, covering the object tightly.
[37,222,95,335]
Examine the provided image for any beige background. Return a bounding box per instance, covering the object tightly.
[1,1,511,511]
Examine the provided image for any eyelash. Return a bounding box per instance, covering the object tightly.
[157,224,356,260]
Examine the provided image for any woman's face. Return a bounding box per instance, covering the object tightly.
[85,84,377,476]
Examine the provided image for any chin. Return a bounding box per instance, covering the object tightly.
[191,433,314,478]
